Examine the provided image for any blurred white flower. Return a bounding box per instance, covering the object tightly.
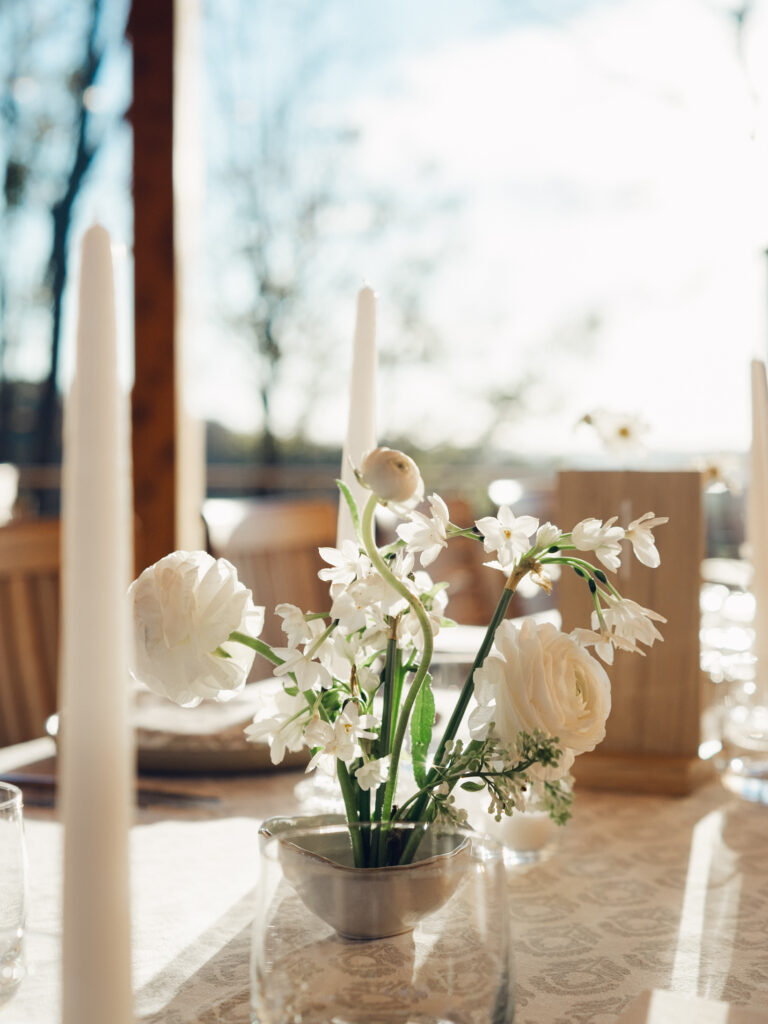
[579,408,649,456]
[129,550,263,707]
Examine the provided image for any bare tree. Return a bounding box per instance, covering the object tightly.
[35,0,105,470]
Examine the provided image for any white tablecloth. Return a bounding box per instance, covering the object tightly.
[4,748,768,1024]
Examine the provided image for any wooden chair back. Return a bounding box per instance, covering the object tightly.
[205,498,338,649]
[0,518,60,746]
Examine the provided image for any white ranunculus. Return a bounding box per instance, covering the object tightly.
[473,618,611,766]
[129,550,264,707]
[359,447,424,506]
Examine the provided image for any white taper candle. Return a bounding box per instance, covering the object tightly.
[749,358,768,699]
[337,285,378,548]
[59,225,134,1023]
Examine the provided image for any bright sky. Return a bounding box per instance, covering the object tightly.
[190,0,768,463]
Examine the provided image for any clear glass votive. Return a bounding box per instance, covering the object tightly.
[483,808,562,868]
[0,783,27,1003]
[251,820,514,1024]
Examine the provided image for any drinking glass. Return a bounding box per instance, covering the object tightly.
[251,820,514,1024]
[0,782,27,1003]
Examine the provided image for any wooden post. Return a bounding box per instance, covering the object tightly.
[128,0,177,573]
[557,469,712,794]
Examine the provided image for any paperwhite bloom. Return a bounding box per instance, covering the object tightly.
[571,517,625,572]
[246,688,308,764]
[475,506,539,569]
[355,755,390,791]
[129,550,264,707]
[275,603,324,647]
[396,493,450,567]
[271,647,333,690]
[317,540,371,586]
[305,702,379,772]
[600,597,666,649]
[472,619,611,774]
[570,626,619,664]
[625,512,668,568]
[535,522,562,548]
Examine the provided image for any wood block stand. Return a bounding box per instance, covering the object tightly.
[557,469,712,795]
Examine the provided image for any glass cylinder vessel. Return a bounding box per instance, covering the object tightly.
[0,783,26,1004]
[251,820,514,1024]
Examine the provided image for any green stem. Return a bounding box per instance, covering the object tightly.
[359,494,434,832]
[229,631,283,666]
[337,761,366,867]
[398,559,532,861]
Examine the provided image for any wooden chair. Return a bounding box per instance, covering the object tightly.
[204,498,339,650]
[0,518,60,746]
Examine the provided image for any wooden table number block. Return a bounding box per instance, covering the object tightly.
[557,469,711,795]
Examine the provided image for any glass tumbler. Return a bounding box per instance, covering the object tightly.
[251,820,514,1024]
[0,782,27,1003]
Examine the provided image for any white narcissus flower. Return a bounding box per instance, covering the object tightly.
[305,702,379,772]
[570,626,618,664]
[355,755,390,791]
[275,603,324,647]
[475,506,539,569]
[571,516,625,572]
[472,619,611,774]
[271,646,333,691]
[625,512,668,568]
[129,550,264,708]
[396,493,450,567]
[535,522,562,548]
[317,540,371,586]
[599,597,666,649]
[246,688,308,764]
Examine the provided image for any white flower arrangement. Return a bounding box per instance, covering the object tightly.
[129,447,667,867]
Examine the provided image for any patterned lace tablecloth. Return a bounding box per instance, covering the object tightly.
[6,764,768,1024]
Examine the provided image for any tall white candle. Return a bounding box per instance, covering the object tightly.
[749,358,768,698]
[59,225,134,1023]
[337,285,378,547]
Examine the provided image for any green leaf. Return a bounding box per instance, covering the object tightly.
[460,780,485,792]
[409,673,435,788]
[336,480,360,537]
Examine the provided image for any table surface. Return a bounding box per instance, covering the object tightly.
[2,737,768,1024]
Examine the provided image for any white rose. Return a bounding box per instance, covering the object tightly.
[473,618,611,764]
[129,550,265,707]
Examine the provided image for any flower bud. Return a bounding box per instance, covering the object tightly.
[359,447,423,504]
